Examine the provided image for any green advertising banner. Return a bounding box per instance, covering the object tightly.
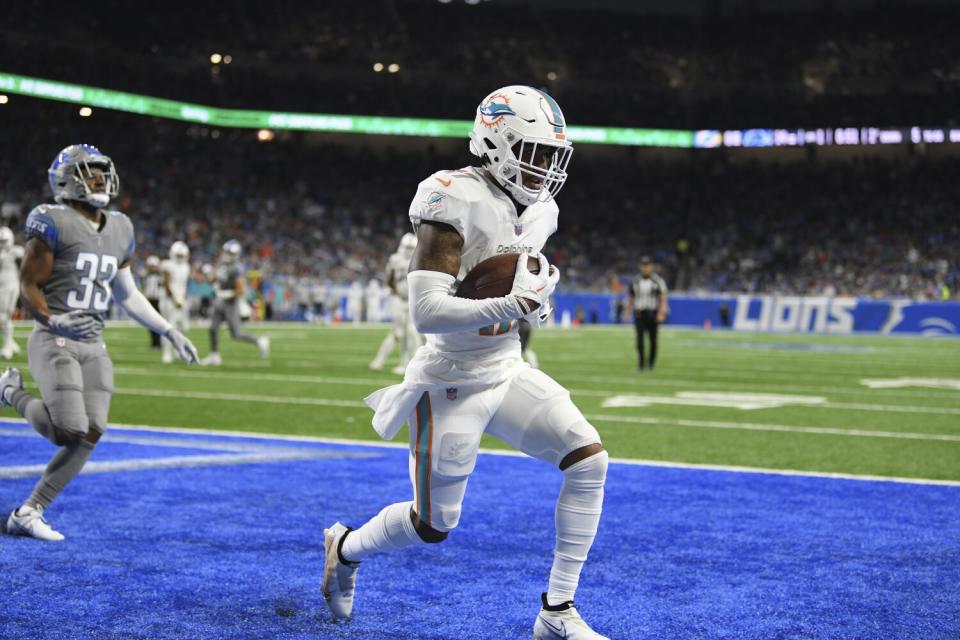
[0,72,693,147]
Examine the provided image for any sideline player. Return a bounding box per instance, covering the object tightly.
[0,226,24,359]
[160,241,192,364]
[200,240,269,366]
[369,233,422,374]
[142,255,163,349]
[323,87,609,639]
[0,144,198,541]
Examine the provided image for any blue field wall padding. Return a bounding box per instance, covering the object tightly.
[552,293,960,336]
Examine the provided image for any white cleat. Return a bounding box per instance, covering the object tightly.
[161,351,174,364]
[533,594,609,640]
[368,362,384,372]
[257,336,270,359]
[5,505,65,541]
[0,367,23,408]
[390,364,406,375]
[0,346,12,360]
[200,353,223,367]
[322,522,359,620]
[8,340,20,355]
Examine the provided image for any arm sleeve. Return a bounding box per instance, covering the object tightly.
[112,266,173,336]
[408,270,523,334]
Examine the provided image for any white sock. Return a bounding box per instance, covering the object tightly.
[547,451,608,605]
[340,501,423,563]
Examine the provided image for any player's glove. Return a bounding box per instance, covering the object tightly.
[511,253,550,316]
[164,328,199,364]
[523,265,560,327]
[47,310,99,340]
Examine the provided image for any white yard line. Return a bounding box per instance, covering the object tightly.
[116,387,368,408]
[106,366,960,402]
[583,414,960,441]
[0,451,336,479]
[3,419,956,487]
[108,385,960,418]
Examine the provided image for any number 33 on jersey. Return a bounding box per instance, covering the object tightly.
[25,204,136,316]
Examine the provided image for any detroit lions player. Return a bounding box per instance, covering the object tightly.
[323,87,609,639]
[160,241,192,364]
[0,144,199,541]
[369,233,423,374]
[200,240,269,366]
[0,226,25,359]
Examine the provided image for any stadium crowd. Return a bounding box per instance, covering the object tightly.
[2,1,959,129]
[1,110,956,304]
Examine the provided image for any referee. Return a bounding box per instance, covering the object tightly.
[627,256,668,371]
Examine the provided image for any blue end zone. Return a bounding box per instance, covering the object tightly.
[1,421,958,639]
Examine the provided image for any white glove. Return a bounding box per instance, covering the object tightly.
[48,310,98,340]
[237,297,252,320]
[164,328,199,364]
[525,299,554,328]
[510,253,550,316]
[523,265,560,327]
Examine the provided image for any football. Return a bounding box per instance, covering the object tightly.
[455,253,539,299]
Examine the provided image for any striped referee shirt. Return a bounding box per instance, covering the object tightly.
[143,270,163,300]
[630,274,668,311]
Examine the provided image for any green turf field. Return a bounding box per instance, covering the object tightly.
[4,323,959,481]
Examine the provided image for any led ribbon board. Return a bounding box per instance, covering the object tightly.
[4,72,954,148]
[0,71,691,147]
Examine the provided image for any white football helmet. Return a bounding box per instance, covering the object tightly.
[398,232,417,255]
[47,144,120,209]
[169,240,190,262]
[468,85,573,206]
[222,240,242,263]
[0,227,13,248]
[146,255,160,269]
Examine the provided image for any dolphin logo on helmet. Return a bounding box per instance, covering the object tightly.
[468,86,573,206]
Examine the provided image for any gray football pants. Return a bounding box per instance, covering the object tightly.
[9,330,114,509]
[209,301,256,352]
[27,329,114,437]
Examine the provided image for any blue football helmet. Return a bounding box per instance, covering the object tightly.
[47,144,120,208]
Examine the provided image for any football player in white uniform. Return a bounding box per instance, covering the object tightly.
[369,233,423,374]
[323,87,609,639]
[0,227,24,359]
[160,241,192,364]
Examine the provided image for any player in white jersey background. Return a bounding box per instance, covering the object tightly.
[0,226,25,359]
[369,232,423,374]
[323,86,610,640]
[160,241,192,364]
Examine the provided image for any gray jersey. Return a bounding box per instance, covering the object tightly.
[25,203,136,339]
[213,261,243,308]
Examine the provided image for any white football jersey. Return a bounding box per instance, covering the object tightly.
[408,166,558,362]
[0,245,24,287]
[385,250,411,300]
[160,259,191,303]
